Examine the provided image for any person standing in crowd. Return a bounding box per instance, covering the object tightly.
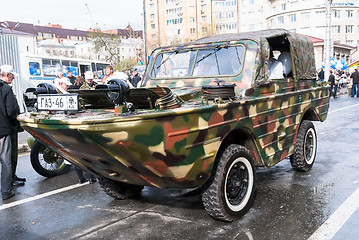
[80,71,98,89]
[101,65,114,84]
[67,71,76,85]
[131,68,141,88]
[0,66,20,200]
[56,78,72,93]
[350,68,359,97]
[53,72,64,85]
[329,70,338,99]
[318,68,324,82]
[0,65,26,186]
[70,76,84,89]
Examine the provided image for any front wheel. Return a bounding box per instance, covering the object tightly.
[202,144,256,222]
[30,140,71,177]
[290,120,317,172]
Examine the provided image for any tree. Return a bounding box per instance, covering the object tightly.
[88,31,123,70]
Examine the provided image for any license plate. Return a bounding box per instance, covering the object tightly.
[37,94,78,111]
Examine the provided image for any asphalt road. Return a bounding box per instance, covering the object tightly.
[1,94,359,240]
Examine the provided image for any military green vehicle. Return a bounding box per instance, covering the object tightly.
[18,29,330,222]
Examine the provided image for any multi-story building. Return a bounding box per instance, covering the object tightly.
[266,0,359,47]
[144,0,241,56]
[240,0,359,68]
[0,21,144,62]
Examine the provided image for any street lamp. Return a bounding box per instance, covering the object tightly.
[0,21,20,35]
[324,0,332,81]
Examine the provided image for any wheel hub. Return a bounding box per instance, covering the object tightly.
[226,162,249,205]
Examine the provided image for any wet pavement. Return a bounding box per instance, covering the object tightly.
[1,94,359,240]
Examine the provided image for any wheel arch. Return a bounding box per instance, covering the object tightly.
[301,107,321,122]
[216,128,263,167]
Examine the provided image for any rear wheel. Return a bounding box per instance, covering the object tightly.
[98,177,144,200]
[202,144,256,222]
[290,120,317,172]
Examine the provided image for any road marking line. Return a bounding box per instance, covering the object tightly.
[308,187,359,240]
[329,103,359,114]
[0,182,89,211]
[19,152,30,157]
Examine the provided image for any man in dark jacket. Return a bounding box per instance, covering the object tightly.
[318,68,324,82]
[0,65,26,187]
[67,71,76,85]
[131,68,141,88]
[0,66,19,200]
[350,68,359,97]
[328,70,338,98]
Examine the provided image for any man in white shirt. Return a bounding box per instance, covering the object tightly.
[268,51,284,79]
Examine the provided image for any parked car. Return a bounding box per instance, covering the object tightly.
[18,29,330,221]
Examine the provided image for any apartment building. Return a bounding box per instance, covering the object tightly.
[240,0,359,67]
[144,0,240,56]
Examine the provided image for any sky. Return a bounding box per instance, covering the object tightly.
[1,0,144,31]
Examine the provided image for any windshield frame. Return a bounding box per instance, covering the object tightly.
[150,43,246,79]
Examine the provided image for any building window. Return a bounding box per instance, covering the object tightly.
[201,4,206,11]
[249,0,254,5]
[281,3,286,10]
[190,17,195,23]
[332,25,341,34]
[278,16,284,24]
[346,25,353,33]
[151,24,155,29]
[190,28,195,34]
[346,10,353,18]
[189,6,195,12]
[333,10,340,18]
[150,3,154,9]
[288,14,296,22]
[249,24,254,31]
[150,14,155,19]
[202,15,207,22]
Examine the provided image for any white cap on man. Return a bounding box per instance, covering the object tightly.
[0,64,18,76]
[58,77,72,86]
[85,71,94,80]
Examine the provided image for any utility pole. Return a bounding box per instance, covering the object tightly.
[324,0,332,80]
[143,0,147,64]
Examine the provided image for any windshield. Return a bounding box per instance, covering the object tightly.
[151,45,244,78]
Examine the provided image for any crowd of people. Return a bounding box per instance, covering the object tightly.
[52,65,143,93]
[318,67,359,99]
